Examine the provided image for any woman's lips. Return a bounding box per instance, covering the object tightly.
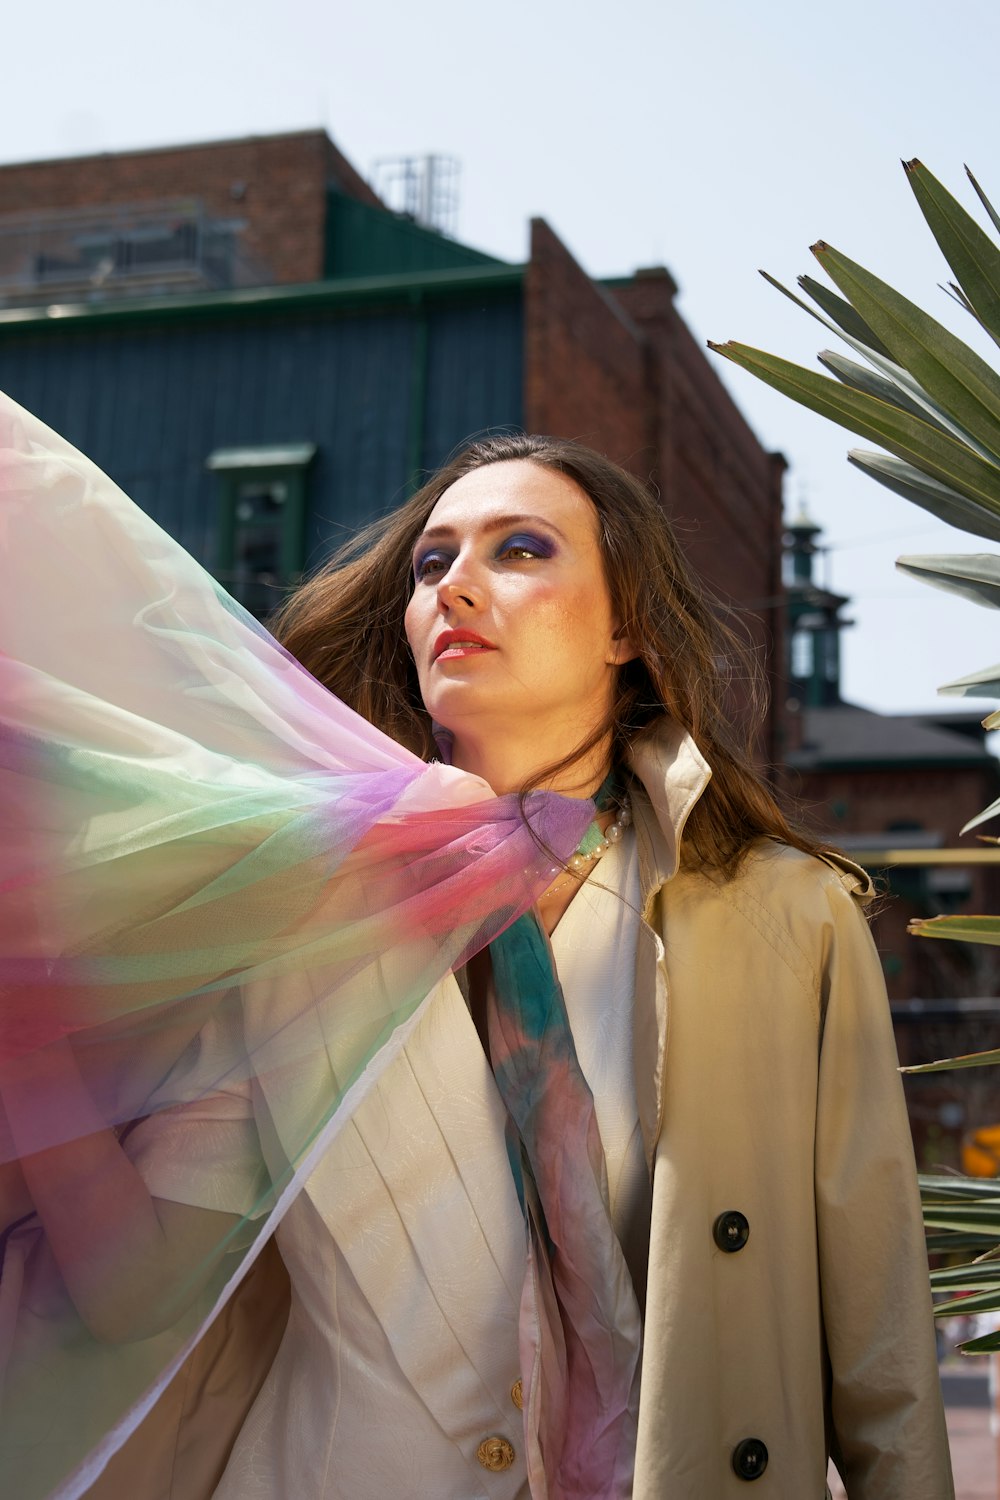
[433,630,497,660]
[436,645,494,660]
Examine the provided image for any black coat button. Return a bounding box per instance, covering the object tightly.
[713,1210,750,1252]
[732,1438,768,1481]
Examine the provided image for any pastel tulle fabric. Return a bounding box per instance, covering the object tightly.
[489,907,642,1498]
[0,392,597,1499]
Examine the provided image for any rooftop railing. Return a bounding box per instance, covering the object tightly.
[0,198,266,305]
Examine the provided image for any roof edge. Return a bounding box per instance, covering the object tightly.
[0,126,339,174]
[0,263,527,332]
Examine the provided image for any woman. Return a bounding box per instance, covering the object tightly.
[0,408,952,1498]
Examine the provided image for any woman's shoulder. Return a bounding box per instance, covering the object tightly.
[740,838,874,903]
[672,836,873,905]
[713,840,876,942]
[663,839,878,993]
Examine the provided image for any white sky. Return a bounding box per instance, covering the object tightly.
[5,0,1000,716]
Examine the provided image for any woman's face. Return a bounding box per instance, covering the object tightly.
[404,460,631,759]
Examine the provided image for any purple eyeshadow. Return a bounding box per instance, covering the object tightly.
[502,533,555,557]
[413,548,452,579]
[412,529,556,579]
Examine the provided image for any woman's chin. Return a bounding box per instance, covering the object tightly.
[420,685,500,730]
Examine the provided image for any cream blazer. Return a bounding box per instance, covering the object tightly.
[88,720,953,1499]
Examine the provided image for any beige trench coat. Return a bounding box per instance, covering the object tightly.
[88,720,954,1498]
[628,723,953,1498]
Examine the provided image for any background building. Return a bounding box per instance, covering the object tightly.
[7,126,995,1167]
[0,128,786,763]
[784,512,1000,1165]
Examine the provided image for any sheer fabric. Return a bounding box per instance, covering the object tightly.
[0,393,593,1498]
[126,836,647,1498]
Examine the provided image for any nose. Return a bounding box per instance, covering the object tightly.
[436,554,482,614]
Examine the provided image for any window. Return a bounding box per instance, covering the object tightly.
[790,628,814,680]
[822,630,839,683]
[207,444,316,619]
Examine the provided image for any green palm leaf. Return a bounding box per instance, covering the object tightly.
[812,240,1000,460]
[906,1045,1000,1073]
[760,268,893,359]
[758,270,975,439]
[716,162,1000,533]
[848,451,1000,541]
[921,1175,1000,1200]
[926,1231,1000,1253]
[933,1288,1000,1317]
[904,159,1000,348]
[718,167,1000,1178]
[955,1327,1000,1353]
[937,662,1000,699]
[931,1265,1000,1291]
[967,167,1000,236]
[923,1204,1000,1233]
[708,342,1000,511]
[895,553,1000,609]
[797,274,894,358]
[819,351,958,432]
[906,915,1000,950]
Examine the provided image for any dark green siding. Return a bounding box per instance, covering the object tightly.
[325,190,502,279]
[422,303,525,472]
[0,294,524,580]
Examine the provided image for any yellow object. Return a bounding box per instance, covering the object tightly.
[962,1125,1000,1177]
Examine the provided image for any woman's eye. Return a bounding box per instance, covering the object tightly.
[413,536,549,578]
[414,552,450,579]
[498,536,548,561]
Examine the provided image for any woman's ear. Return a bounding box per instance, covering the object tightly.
[607,622,639,667]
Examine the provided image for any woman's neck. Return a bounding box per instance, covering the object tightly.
[448,729,612,800]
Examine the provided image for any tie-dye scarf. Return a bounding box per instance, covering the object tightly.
[488,784,642,1500]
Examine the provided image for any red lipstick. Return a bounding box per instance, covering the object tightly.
[433,629,497,660]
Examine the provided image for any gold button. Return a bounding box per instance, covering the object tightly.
[510,1378,523,1410]
[477,1436,516,1471]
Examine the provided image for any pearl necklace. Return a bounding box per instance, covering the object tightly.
[541,795,631,900]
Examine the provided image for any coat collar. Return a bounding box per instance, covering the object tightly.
[625,719,712,905]
[622,718,712,1168]
[624,718,875,904]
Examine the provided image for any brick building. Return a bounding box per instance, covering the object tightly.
[0,131,382,291]
[0,129,786,764]
[784,514,1000,1166]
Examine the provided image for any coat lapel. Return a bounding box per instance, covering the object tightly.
[303,975,526,1439]
[626,723,712,1167]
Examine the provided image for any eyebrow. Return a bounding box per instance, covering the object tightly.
[414,512,568,546]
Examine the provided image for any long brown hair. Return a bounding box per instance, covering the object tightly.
[269,433,820,875]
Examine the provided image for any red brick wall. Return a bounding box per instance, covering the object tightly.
[792,760,1000,1001]
[522,228,786,767]
[788,755,1000,1167]
[523,218,649,468]
[0,129,379,285]
[793,763,999,845]
[612,268,787,768]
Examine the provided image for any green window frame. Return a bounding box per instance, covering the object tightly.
[206,443,316,618]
